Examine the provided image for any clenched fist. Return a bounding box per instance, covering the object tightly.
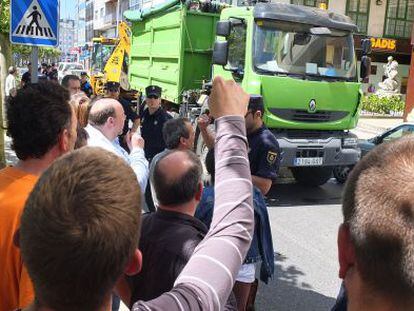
[208,76,249,118]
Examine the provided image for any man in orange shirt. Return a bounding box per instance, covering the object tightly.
[0,81,77,311]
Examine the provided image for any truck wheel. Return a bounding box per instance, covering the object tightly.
[291,167,333,186]
[333,165,353,184]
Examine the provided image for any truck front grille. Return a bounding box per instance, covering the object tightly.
[269,108,349,123]
[296,149,324,158]
[283,130,339,139]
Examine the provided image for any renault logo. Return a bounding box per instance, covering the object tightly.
[308,99,317,113]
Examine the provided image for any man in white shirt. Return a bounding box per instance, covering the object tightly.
[86,98,149,193]
[5,66,17,101]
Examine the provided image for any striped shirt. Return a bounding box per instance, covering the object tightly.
[132,115,254,310]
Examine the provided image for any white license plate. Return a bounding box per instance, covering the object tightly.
[294,157,323,166]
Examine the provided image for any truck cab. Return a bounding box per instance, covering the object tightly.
[213,3,364,185]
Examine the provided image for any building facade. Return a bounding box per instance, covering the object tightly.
[77,0,87,47]
[59,19,76,60]
[86,0,95,42]
[93,0,130,38]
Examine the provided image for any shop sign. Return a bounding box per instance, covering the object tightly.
[370,37,397,51]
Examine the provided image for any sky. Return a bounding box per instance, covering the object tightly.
[60,0,77,20]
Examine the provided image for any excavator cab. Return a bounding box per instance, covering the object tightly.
[90,22,131,95]
[91,39,116,74]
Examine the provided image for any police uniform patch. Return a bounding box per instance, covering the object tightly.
[267,151,278,165]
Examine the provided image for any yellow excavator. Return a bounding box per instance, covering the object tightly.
[90,21,131,95]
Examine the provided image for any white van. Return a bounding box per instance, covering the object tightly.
[58,62,85,83]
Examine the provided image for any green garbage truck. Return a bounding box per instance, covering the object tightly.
[125,1,371,186]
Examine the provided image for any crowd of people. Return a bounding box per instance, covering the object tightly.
[0,68,413,311]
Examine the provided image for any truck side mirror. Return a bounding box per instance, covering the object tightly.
[216,21,231,37]
[361,38,372,55]
[360,55,371,81]
[212,41,229,66]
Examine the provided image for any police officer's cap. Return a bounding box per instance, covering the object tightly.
[105,81,120,92]
[80,71,88,77]
[146,85,162,98]
[248,94,264,112]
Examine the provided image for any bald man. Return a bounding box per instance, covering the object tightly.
[125,149,216,304]
[86,98,149,193]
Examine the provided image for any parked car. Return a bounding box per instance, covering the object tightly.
[57,62,84,83]
[334,123,414,183]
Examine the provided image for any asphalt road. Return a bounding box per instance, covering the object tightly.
[255,180,344,311]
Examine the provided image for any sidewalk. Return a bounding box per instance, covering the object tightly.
[352,115,404,139]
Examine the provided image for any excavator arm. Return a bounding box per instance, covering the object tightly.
[104,22,131,85]
[91,22,131,95]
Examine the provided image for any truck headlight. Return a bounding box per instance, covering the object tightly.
[342,137,358,148]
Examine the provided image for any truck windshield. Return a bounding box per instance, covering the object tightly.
[253,20,357,81]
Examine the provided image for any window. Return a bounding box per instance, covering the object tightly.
[346,0,370,34]
[291,0,328,8]
[382,125,414,142]
[227,19,247,73]
[384,0,414,38]
[253,20,357,80]
[129,0,141,10]
[100,8,104,18]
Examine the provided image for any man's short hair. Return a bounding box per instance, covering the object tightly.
[61,74,80,88]
[20,147,142,311]
[162,118,191,149]
[153,150,202,206]
[248,95,264,115]
[88,105,116,126]
[7,81,72,160]
[342,137,414,302]
[8,66,16,74]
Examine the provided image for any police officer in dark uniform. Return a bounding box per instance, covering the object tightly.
[140,85,172,161]
[239,95,280,309]
[80,72,93,97]
[140,85,172,212]
[245,95,281,196]
[197,94,280,196]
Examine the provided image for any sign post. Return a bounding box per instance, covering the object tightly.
[10,0,59,83]
[31,46,38,83]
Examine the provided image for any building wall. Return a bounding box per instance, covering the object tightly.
[93,0,126,37]
[77,0,87,46]
[86,0,94,42]
[59,19,76,57]
[327,0,346,14]
[367,1,387,37]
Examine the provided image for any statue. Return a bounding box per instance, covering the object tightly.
[376,56,399,97]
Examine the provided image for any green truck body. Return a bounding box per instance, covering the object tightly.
[128,7,219,103]
[126,2,364,185]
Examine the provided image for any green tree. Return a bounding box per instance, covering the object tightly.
[0,0,11,168]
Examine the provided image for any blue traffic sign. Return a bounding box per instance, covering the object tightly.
[10,0,59,47]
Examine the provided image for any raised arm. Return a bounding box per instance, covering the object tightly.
[133,77,253,310]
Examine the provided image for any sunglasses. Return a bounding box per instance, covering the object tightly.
[147,95,159,99]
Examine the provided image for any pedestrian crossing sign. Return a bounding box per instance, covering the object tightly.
[10,0,59,47]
